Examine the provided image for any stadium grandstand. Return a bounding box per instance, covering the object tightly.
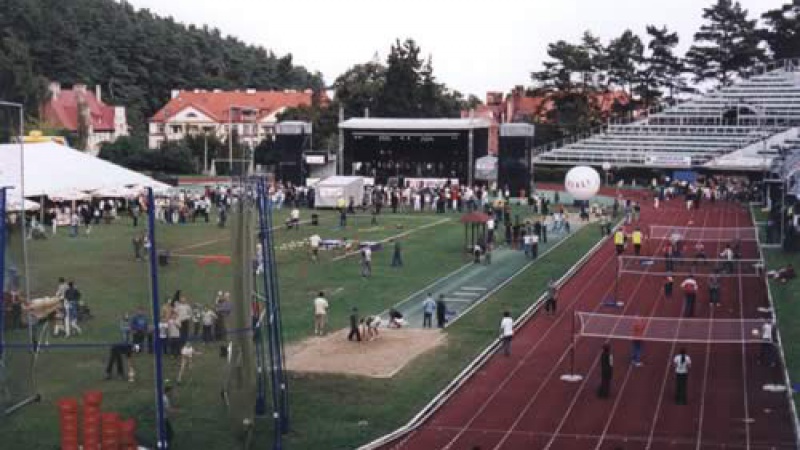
[536,59,800,172]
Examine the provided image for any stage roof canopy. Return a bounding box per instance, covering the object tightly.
[0,141,171,198]
[340,118,491,131]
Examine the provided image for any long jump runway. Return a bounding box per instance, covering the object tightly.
[381,197,797,449]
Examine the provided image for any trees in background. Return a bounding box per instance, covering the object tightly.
[685,0,766,85]
[528,0,800,144]
[279,38,472,151]
[761,1,800,60]
[0,0,322,135]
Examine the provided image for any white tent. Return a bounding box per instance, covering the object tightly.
[0,142,171,198]
[315,176,364,208]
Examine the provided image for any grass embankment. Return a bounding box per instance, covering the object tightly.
[281,224,602,449]
[1,206,601,449]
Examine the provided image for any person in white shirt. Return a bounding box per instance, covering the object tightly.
[177,342,200,383]
[759,320,776,367]
[313,292,329,336]
[167,314,181,357]
[673,348,692,405]
[309,234,321,262]
[360,246,372,278]
[289,208,300,229]
[201,307,217,343]
[499,311,514,356]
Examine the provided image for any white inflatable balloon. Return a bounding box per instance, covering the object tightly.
[565,166,601,201]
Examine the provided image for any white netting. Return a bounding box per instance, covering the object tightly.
[617,256,764,278]
[648,226,758,242]
[577,312,768,343]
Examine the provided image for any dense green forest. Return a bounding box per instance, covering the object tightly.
[0,0,323,133]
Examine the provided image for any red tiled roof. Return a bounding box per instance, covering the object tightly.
[150,90,321,123]
[43,90,116,132]
[513,91,630,121]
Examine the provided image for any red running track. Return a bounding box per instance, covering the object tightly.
[382,195,797,450]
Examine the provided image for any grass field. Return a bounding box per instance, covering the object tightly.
[1,205,602,449]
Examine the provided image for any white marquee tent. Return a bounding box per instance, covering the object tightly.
[0,142,171,200]
[315,176,364,208]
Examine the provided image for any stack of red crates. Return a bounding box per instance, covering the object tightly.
[82,390,103,450]
[57,398,79,450]
[120,418,138,450]
[101,412,121,450]
[57,390,139,450]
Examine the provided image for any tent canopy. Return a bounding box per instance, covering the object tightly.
[315,176,364,208]
[0,142,171,198]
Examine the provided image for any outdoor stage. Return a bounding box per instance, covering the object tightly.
[378,191,797,449]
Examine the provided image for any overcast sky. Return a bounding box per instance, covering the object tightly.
[126,0,787,97]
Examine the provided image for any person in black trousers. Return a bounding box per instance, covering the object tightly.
[673,348,691,405]
[347,307,361,342]
[436,295,447,328]
[105,343,137,380]
[597,343,613,398]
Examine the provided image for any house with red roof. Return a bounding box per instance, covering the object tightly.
[462,87,631,153]
[147,89,318,149]
[41,82,129,155]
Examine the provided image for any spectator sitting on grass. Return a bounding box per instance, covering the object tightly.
[768,264,796,283]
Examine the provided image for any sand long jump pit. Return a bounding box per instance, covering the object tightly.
[286,328,446,378]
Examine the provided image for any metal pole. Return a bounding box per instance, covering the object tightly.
[146,188,168,449]
[338,105,345,175]
[468,109,474,187]
[263,186,290,434]
[570,308,576,375]
[256,180,284,449]
[203,132,208,175]
[229,107,235,176]
[0,187,6,360]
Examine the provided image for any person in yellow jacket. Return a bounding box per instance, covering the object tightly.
[614,229,625,255]
[632,227,644,256]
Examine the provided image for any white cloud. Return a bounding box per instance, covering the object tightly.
[125,0,787,97]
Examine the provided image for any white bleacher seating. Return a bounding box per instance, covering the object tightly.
[536,59,800,171]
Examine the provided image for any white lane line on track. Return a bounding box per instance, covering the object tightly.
[436,241,620,450]
[461,287,487,291]
[538,206,679,450]
[643,204,712,450]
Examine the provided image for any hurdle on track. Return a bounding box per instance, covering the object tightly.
[648,225,758,242]
[617,256,765,278]
[576,312,768,344]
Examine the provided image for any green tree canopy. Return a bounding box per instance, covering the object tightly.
[685,0,767,85]
[0,0,323,134]
[761,1,800,60]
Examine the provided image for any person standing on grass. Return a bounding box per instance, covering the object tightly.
[680,275,698,317]
[201,306,217,344]
[597,343,613,398]
[544,279,558,316]
[632,227,643,256]
[631,317,645,366]
[422,294,436,328]
[361,245,372,278]
[499,311,514,356]
[436,295,447,328]
[309,233,321,263]
[673,348,691,405]
[347,307,361,342]
[391,239,403,267]
[531,232,539,259]
[313,292,329,336]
